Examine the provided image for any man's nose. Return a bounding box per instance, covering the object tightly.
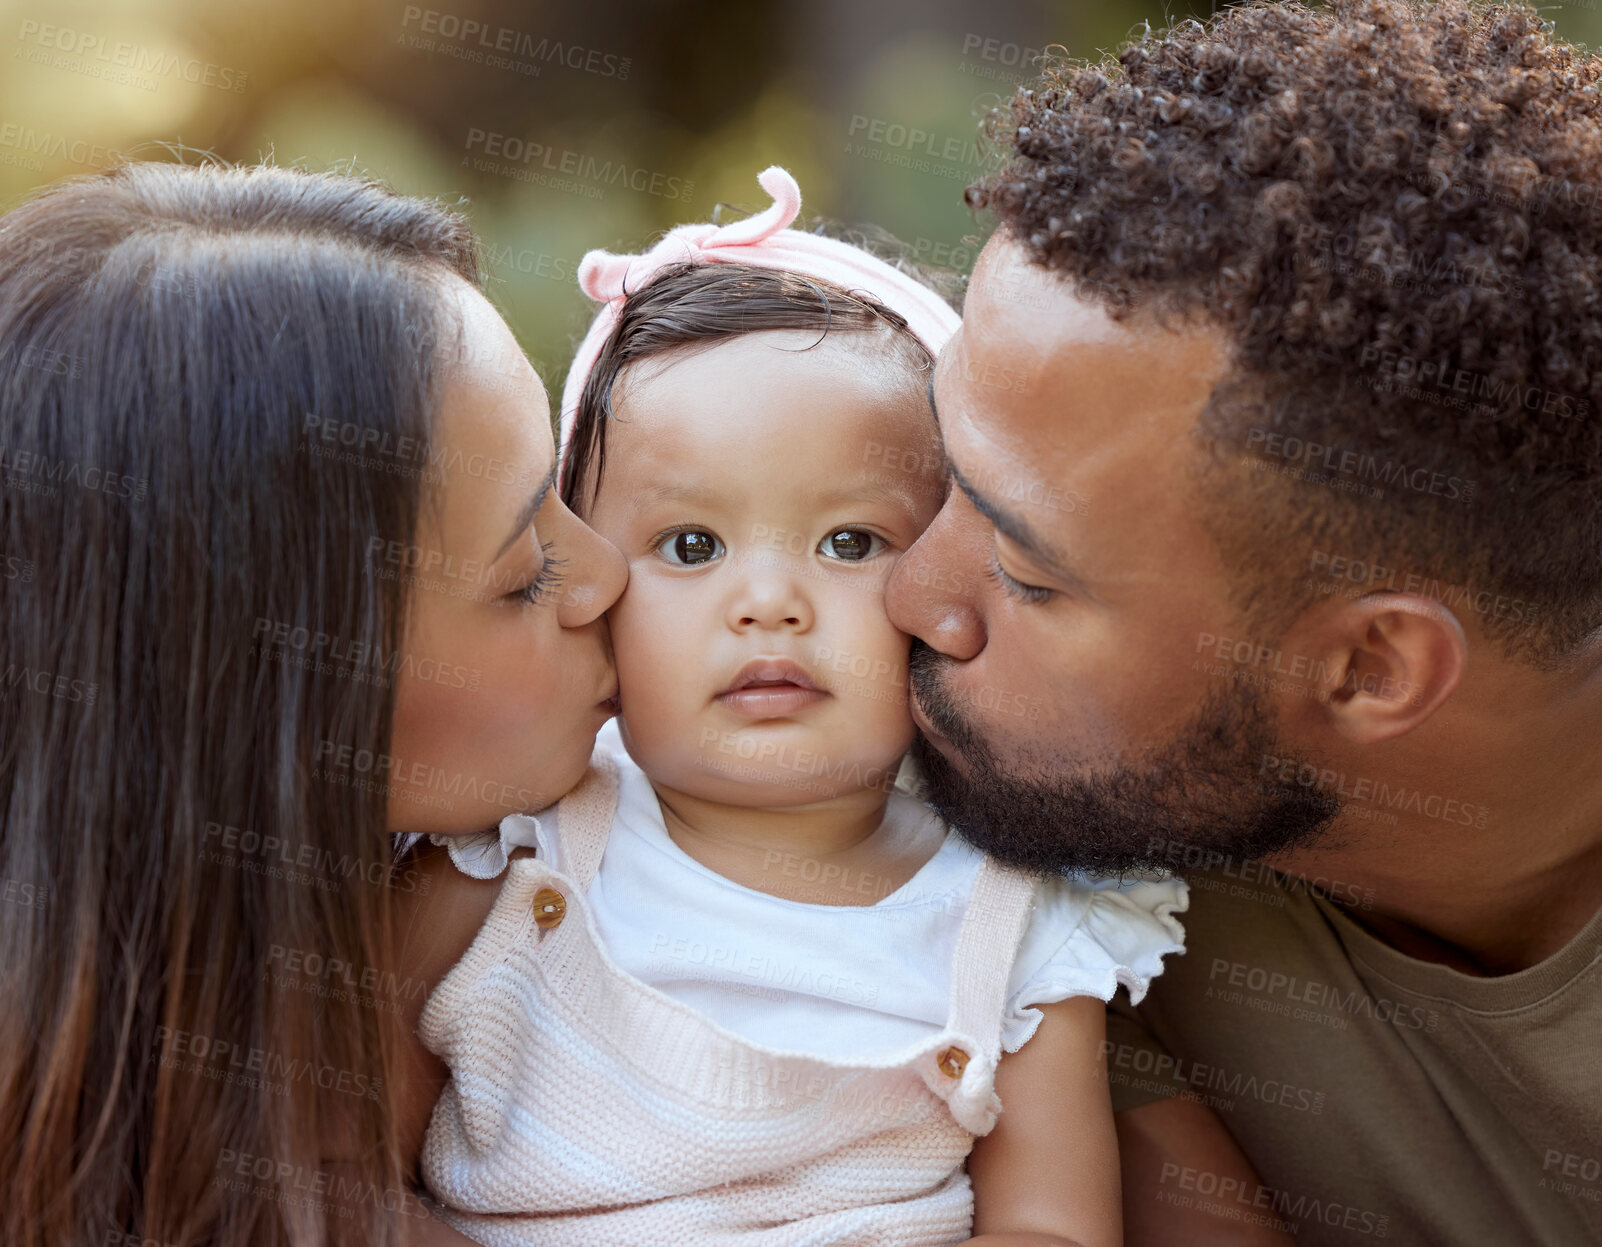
[886,495,987,661]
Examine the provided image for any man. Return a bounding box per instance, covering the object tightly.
[886,0,1602,1242]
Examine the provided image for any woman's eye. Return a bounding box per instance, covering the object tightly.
[656,529,724,566]
[819,529,884,562]
[510,540,567,607]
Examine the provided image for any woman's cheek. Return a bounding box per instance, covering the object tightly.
[434,612,553,736]
[502,615,575,723]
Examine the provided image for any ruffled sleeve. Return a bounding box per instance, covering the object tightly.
[1001,871,1188,1053]
[424,811,550,880]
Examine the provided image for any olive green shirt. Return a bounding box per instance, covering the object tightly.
[1108,864,1602,1244]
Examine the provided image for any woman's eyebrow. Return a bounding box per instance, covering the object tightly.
[494,463,557,561]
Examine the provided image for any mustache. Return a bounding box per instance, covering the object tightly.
[906,640,993,761]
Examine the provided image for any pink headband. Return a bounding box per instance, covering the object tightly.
[558,165,961,455]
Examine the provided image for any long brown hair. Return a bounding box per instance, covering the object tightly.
[0,162,480,1245]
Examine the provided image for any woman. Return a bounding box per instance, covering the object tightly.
[0,161,625,1246]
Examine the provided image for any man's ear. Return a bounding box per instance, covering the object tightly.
[1291,592,1468,744]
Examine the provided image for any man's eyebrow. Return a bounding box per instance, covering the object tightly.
[948,462,1090,595]
[494,463,557,561]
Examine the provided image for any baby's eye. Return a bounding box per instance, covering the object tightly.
[819,529,885,562]
[656,529,725,567]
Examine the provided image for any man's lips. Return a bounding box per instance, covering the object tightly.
[715,657,828,720]
[909,693,955,756]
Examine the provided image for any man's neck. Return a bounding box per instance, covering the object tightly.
[1282,832,1602,975]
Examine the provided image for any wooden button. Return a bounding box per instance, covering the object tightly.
[532,887,566,929]
[936,1046,969,1079]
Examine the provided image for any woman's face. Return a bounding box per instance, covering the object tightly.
[386,279,626,834]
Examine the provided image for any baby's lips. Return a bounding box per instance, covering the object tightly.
[718,655,825,696]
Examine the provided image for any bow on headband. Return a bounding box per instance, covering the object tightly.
[558,165,961,453]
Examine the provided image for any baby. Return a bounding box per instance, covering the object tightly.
[417,168,1187,1246]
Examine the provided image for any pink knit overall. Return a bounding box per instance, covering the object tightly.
[419,752,1040,1246]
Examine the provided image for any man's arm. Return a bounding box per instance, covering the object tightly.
[1118,1098,1297,1246]
[1104,993,1297,1247]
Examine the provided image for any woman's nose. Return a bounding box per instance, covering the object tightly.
[885,493,987,662]
[556,513,628,628]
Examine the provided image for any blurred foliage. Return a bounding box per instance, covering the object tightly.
[2,0,1600,386]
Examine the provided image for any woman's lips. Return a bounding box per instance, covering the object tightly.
[715,657,828,720]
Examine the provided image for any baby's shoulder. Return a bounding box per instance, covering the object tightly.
[1024,866,1188,932]
[1002,867,1190,1028]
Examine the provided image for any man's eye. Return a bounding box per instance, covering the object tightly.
[986,554,1054,605]
[655,529,724,566]
[819,529,884,562]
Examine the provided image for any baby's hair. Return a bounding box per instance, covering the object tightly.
[559,261,941,516]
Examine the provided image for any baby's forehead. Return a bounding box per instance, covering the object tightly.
[616,327,928,404]
[602,437,938,531]
[598,332,941,498]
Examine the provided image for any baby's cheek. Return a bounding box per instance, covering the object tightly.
[612,640,700,777]
[811,603,913,717]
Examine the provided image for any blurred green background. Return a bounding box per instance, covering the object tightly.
[3,0,1599,384]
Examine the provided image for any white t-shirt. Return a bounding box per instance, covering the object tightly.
[432,721,1188,1062]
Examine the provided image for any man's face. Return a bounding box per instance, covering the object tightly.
[885,237,1338,874]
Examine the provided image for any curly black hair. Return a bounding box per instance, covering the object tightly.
[969,0,1602,665]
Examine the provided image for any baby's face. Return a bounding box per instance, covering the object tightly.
[583,330,946,806]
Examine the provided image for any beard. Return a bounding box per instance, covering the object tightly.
[906,641,1340,876]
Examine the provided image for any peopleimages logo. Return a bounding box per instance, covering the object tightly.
[1207,957,1440,1033]
[399,7,631,79]
[0,122,123,169]
[1258,754,1489,829]
[1305,550,1538,625]
[0,662,97,705]
[154,1025,384,1101]
[1359,345,1589,421]
[1156,1164,1391,1239]
[463,129,692,203]
[1243,428,1475,501]
[0,445,147,500]
[15,20,248,92]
